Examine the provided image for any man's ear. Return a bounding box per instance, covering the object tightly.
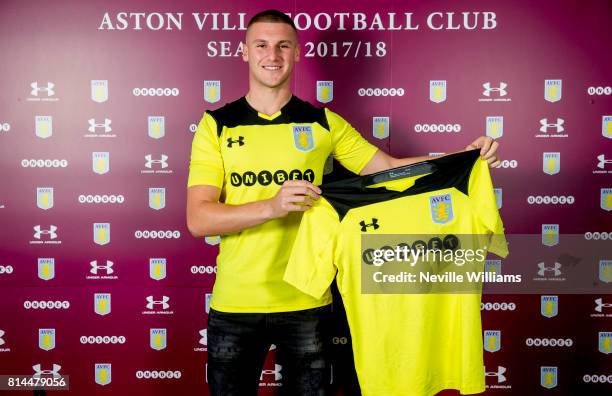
[294,43,300,62]
[241,42,249,62]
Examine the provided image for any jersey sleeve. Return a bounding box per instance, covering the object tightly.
[284,197,341,299]
[187,111,225,188]
[325,108,378,175]
[468,157,509,258]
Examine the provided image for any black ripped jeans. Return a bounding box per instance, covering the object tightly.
[206,305,331,396]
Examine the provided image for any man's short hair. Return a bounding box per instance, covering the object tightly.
[247,9,297,32]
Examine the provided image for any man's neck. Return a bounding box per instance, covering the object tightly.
[245,88,293,117]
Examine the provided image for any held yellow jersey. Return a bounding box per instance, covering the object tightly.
[285,150,509,396]
[187,95,378,313]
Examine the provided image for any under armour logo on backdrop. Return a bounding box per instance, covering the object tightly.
[360,219,379,232]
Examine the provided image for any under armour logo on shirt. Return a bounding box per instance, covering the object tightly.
[227,136,245,147]
[360,218,379,232]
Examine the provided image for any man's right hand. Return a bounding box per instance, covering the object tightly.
[266,180,321,219]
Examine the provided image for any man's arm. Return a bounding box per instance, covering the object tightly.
[186,181,321,237]
[360,136,501,175]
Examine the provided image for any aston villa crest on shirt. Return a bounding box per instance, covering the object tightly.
[35,116,53,139]
[92,152,110,175]
[94,293,111,316]
[38,258,55,281]
[372,117,389,139]
[150,258,167,281]
[149,188,166,210]
[95,363,112,385]
[429,193,454,224]
[316,81,333,103]
[540,295,558,318]
[37,187,54,210]
[484,330,501,352]
[93,223,110,246]
[542,152,560,175]
[540,366,558,389]
[544,79,562,103]
[150,328,167,350]
[91,80,109,103]
[601,188,612,211]
[39,329,55,351]
[603,116,612,139]
[486,116,503,139]
[429,80,446,103]
[204,80,221,103]
[292,125,314,152]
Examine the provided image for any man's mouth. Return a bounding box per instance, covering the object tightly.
[263,66,282,71]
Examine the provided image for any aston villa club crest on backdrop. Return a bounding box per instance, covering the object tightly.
[316,81,333,103]
[429,80,446,103]
[35,116,53,139]
[148,116,165,139]
[485,260,501,275]
[603,116,612,139]
[372,117,389,139]
[91,80,109,103]
[204,80,221,103]
[149,188,166,210]
[429,193,454,224]
[38,329,55,351]
[544,79,562,102]
[540,366,558,389]
[292,125,314,152]
[599,332,612,354]
[92,152,110,175]
[542,152,560,175]
[38,258,55,281]
[542,224,559,247]
[150,258,167,281]
[93,223,110,246]
[600,260,612,283]
[486,116,503,139]
[484,330,501,352]
[95,363,112,385]
[494,188,502,209]
[94,293,111,316]
[150,328,167,350]
[37,187,54,210]
[540,295,559,318]
[601,188,612,211]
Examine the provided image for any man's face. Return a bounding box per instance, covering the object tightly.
[242,22,300,90]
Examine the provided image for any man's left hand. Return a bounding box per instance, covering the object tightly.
[466,136,500,168]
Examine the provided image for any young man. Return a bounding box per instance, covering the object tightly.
[186,9,500,396]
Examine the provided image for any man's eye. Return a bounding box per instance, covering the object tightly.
[257,44,265,48]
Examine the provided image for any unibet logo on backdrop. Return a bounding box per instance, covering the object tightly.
[544,79,562,102]
[429,80,446,103]
[35,116,53,139]
[204,80,221,103]
[541,295,559,318]
[91,80,109,103]
[95,363,112,386]
[372,117,389,139]
[486,116,503,139]
[316,81,333,103]
[543,152,560,175]
[38,258,55,281]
